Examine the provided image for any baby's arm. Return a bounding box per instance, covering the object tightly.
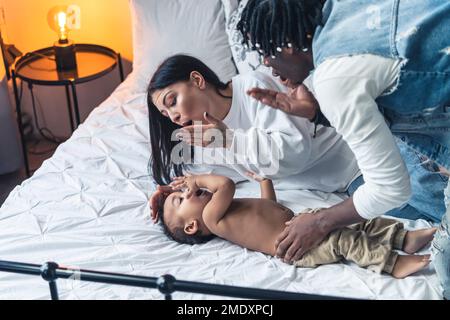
[260,179,277,202]
[246,172,277,202]
[171,174,235,229]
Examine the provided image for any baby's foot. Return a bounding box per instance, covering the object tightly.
[391,254,431,279]
[403,228,437,254]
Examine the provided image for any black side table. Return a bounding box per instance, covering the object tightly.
[11,43,125,177]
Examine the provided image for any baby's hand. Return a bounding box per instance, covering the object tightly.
[245,171,269,183]
[170,174,199,199]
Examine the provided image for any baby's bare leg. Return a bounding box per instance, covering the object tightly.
[403,228,437,254]
[391,254,431,279]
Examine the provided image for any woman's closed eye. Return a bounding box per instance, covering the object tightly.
[166,95,177,108]
[160,98,177,118]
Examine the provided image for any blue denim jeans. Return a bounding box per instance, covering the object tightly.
[347,138,448,223]
[432,182,450,299]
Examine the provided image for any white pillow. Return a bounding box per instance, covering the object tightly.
[221,0,239,19]
[222,0,273,75]
[129,0,237,92]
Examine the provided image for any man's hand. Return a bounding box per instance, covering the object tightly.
[275,211,329,263]
[169,174,200,199]
[177,112,233,148]
[247,84,319,120]
[275,198,365,263]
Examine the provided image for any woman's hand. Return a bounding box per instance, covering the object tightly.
[169,174,200,199]
[176,112,233,148]
[247,84,319,120]
[149,185,174,223]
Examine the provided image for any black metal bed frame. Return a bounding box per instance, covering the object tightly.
[0,260,349,300]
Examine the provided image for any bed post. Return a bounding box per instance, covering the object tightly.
[157,274,176,300]
[40,262,60,300]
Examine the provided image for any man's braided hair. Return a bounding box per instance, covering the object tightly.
[237,0,324,58]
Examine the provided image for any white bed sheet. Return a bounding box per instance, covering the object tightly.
[0,77,443,300]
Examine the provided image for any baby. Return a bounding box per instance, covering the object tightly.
[150,173,436,279]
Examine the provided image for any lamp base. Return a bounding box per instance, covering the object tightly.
[54,40,77,71]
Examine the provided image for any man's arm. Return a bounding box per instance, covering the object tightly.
[315,198,365,232]
[275,56,411,263]
[276,197,365,263]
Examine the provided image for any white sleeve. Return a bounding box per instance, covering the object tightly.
[229,98,312,179]
[186,147,248,184]
[313,55,411,219]
[185,164,247,184]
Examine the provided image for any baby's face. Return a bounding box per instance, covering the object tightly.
[163,189,213,231]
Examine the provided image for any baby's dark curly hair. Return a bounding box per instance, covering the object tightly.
[156,191,216,245]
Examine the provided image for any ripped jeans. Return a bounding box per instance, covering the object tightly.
[347,137,450,298]
[347,138,448,222]
[432,182,450,299]
[383,96,450,299]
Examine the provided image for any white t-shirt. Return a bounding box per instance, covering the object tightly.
[194,71,361,192]
[308,54,411,219]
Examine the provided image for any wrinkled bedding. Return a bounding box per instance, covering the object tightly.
[0,78,442,300]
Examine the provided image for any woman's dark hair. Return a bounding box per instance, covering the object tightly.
[147,55,231,185]
[237,0,324,57]
[157,194,216,245]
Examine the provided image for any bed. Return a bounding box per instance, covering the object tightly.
[0,0,443,300]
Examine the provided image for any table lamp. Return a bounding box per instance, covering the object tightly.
[48,6,77,71]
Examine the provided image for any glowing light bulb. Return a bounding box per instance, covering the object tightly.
[48,6,70,43]
[47,5,78,71]
[57,12,68,41]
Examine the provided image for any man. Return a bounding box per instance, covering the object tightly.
[238,0,450,298]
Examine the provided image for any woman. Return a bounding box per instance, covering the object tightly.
[237,0,450,298]
[147,54,361,194]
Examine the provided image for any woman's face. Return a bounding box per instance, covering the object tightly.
[151,74,209,127]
